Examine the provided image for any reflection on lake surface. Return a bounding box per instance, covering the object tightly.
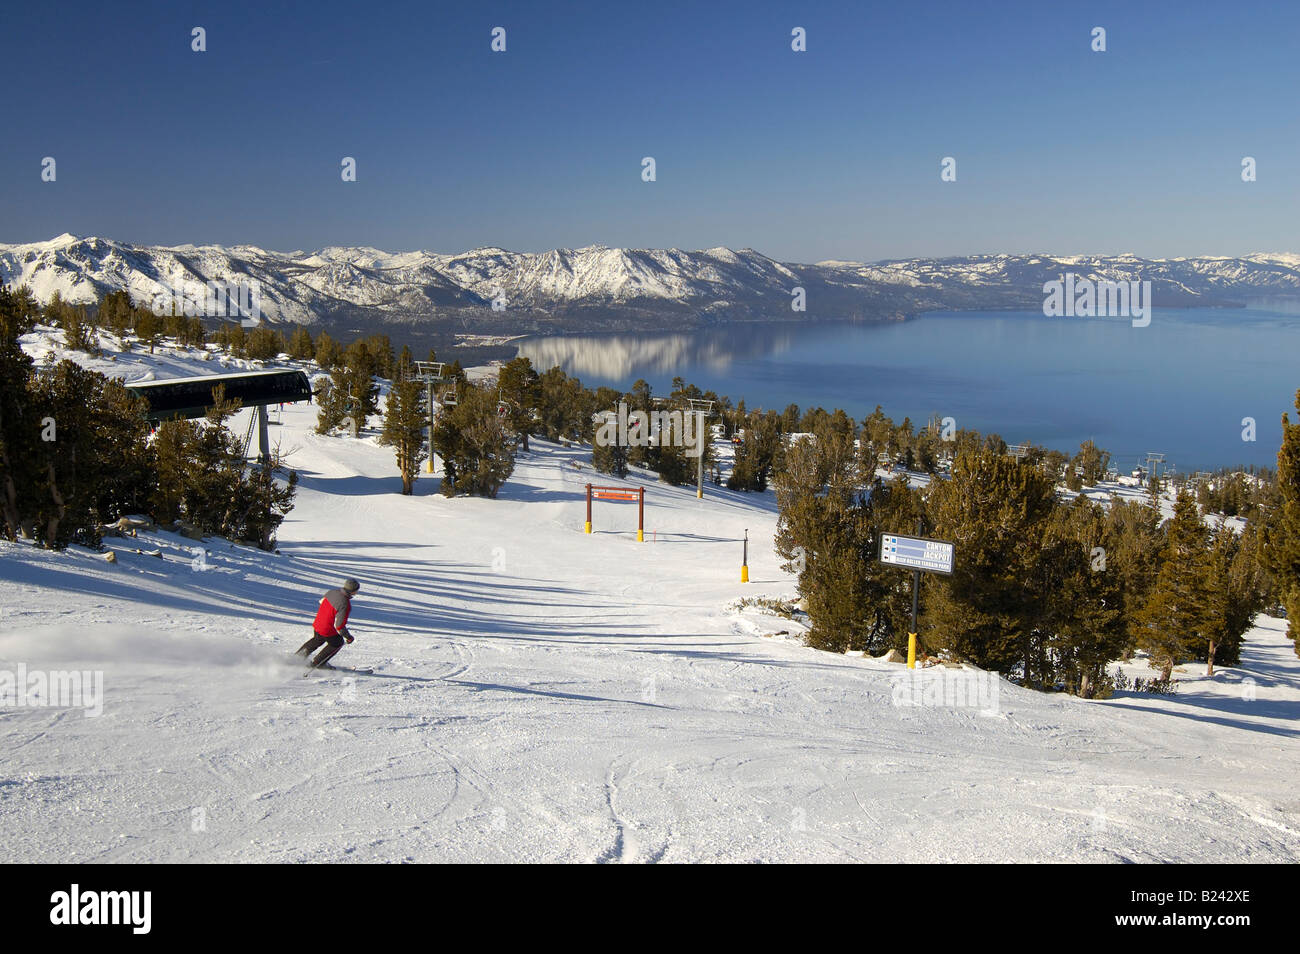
[516,323,809,380]
[516,310,1300,472]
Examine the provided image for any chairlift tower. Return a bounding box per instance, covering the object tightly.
[687,399,716,499]
[1143,452,1167,490]
[408,361,446,473]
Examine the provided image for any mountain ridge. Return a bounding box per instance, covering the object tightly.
[4,234,1299,335]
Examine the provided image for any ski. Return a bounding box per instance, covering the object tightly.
[302,665,376,677]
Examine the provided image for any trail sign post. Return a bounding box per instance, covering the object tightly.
[878,526,955,669]
[585,484,646,541]
[880,533,955,575]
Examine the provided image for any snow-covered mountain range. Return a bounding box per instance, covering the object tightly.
[3,233,1299,333]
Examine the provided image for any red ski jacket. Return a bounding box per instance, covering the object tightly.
[313,588,352,637]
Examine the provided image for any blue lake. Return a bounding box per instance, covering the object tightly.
[516,308,1300,473]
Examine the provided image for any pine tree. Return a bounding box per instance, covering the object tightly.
[229,458,298,550]
[924,448,1058,679]
[225,322,247,357]
[652,420,697,486]
[893,417,915,470]
[1199,523,1263,673]
[591,438,629,478]
[798,405,827,433]
[25,361,153,547]
[815,409,856,490]
[314,331,342,369]
[62,303,99,354]
[150,419,216,527]
[346,341,380,422]
[99,289,133,337]
[163,309,186,343]
[497,356,540,452]
[366,334,395,379]
[774,432,922,654]
[857,405,894,481]
[433,383,515,497]
[1071,439,1110,487]
[912,427,941,474]
[1103,496,1164,655]
[145,383,296,549]
[582,386,622,443]
[727,410,782,491]
[591,402,629,478]
[534,367,588,442]
[1038,448,1069,483]
[0,285,40,538]
[1263,389,1300,654]
[313,379,342,434]
[721,399,743,441]
[244,326,284,361]
[1032,496,1125,695]
[89,379,155,524]
[788,490,874,652]
[316,341,379,435]
[622,380,654,470]
[134,310,162,353]
[780,403,801,432]
[288,326,315,360]
[380,375,428,494]
[185,316,206,348]
[1133,491,1213,681]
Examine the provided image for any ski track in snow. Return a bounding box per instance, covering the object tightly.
[1,338,1299,862]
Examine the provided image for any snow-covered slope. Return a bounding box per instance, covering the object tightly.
[1,339,1297,862]
[4,234,1299,332]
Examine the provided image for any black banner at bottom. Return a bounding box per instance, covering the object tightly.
[2,862,1283,941]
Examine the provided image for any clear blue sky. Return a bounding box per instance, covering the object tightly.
[3,0,1296,262]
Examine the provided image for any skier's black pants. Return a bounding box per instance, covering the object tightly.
[297,632,344,667]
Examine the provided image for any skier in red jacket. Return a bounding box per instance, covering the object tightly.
[296,578,360,668]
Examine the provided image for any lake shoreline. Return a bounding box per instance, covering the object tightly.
[513,308,1298,473]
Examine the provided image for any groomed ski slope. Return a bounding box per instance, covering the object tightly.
[2,343,1299,862]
